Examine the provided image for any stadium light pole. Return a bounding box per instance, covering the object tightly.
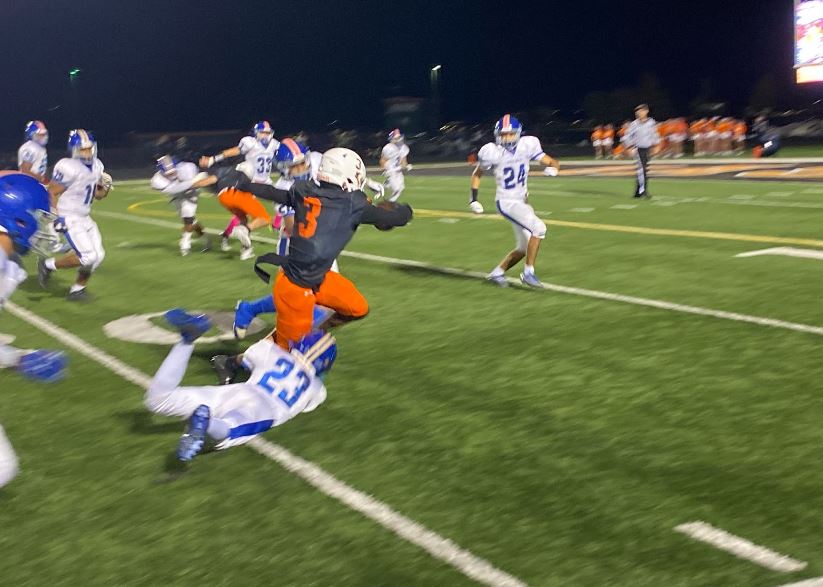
[68,68,81,124]
[430,65,442,132]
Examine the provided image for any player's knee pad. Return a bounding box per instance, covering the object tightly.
[531,219,547,239]
[182,216,195,226]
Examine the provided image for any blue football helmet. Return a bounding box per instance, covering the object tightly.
[275,138,311,179]
[68,129,96,163]
[387,128,404,144]
[156,155,179,178]
[494,114,523,148]
[0,172,54,255]
[253,121,274,146]
[24,120,48,146]
[291,330,337,377]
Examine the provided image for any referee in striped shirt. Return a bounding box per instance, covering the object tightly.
[623,104,660,198]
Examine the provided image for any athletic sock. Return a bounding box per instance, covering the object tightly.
[206,417,230,441]
[524,264,535,275]
[490,266,505,277]
[249,294,275,316]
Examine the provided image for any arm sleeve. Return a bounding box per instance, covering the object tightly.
[18,147,34,164]
[359,202,413,229]
[622,123,636,147]
[242,182,291,204]
[160,172,209,195]
[238,137,254,155]
[51,160,74,186]
[477,143,500,170]
[523,136,546,161]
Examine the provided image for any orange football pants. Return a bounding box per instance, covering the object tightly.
[273,269,369,348]
[218,188,271,223]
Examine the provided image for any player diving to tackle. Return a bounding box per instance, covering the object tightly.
[151,155,216,256]
[228,148,412,350]
[231,138,386,340]
[200,121,279,259]
[145,308,336,462]
[37,130,113,301]
[380,129,412,202]
[0,172,69,488]
[470,115,559,288]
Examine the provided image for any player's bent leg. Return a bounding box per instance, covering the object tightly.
[212,391,275,450]
[273,271,316,349]
[233,294,276,339]
[315,271,369,319]
[0,425,19,489]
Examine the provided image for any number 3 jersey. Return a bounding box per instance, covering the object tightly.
[238,136,280,185]
[477,136,545,202]
[241,337,328,427]
[51,157,105,217]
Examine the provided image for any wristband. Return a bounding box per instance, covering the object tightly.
[214,153,225,163]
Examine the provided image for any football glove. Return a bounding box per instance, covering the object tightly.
[543,167,558,177]
[99,172,114,191]
[53,216,67,233]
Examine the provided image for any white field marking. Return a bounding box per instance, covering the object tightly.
[569,207,594,213]
[801,187,823,194]
[610,204,637,210]
[735,247,823,261]
[651,201,677,207]
[437,218,460,224]
[116,241,133,248]
[674,522,806,573]
[778,578,823,587]
[3,300,529,587]
[729,194,756,200]
[97,210,823,337]
[765,191,794,197]
[0,333,16,345]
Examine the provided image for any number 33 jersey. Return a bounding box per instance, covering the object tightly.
[51,157,105,217]
[242,337,328,426]
[238,136,280,185]
[477,136,545,202]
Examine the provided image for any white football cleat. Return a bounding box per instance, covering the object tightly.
[239,247,255,261]
[231,225,252,248]
[220,236,231,251]
[469,201,484,214]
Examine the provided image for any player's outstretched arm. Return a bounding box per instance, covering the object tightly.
[360,201,413,230]
[199,146,241,169]
[242,182,290,205]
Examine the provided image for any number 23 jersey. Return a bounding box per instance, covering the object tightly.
[477,136,545,202]
[242,337,327,425]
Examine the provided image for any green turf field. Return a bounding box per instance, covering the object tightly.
[2,171,823,586]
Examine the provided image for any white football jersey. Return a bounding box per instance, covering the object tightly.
[477,136,545,202]
[238,136,280,185]
[52,157,105,217]
[241,338,328,426]
[17,141,47,178]
[381,142,410,174]
[273,151,323,190]
[150,162,204,199]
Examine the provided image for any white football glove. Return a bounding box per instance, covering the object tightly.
[405,164,414,172]
[543,167,558,177]
[99,172,114,191]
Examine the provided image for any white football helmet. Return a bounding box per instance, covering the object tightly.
[317,148,366,192]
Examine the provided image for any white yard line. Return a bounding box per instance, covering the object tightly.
[96,210,823,337]
[674,521,806,573]
[778,578,823,587]
[736,247,823,261]
[4,300,528,587]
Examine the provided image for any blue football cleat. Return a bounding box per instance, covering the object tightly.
[486,273,509,287]
[17,350,67,382]
[519,271,544,288]
[164,308,211,343]
[233,300,254,340]
[177,404,210,462]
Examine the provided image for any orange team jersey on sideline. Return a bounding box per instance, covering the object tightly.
[591,128,603,142]
[218,187,272,223]
[717,119,732,134]
[602,128,615,140]
[734,121,747,136]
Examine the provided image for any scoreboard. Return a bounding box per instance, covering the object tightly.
[796,0,823,82]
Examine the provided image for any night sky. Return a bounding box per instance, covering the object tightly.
[0,0,800,142]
